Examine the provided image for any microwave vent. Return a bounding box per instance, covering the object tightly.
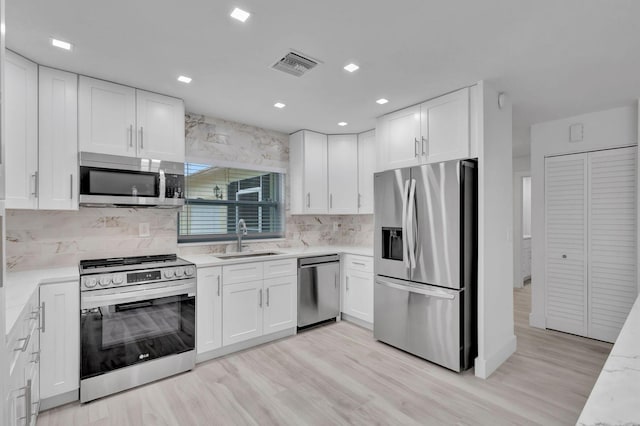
[271,51,319,77]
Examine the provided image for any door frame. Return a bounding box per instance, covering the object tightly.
[513,171,531,289]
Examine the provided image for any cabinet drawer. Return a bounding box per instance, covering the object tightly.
[263,258,297,279]
[343,254,373,273]
[223,262,264,285]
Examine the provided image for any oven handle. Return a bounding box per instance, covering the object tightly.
[81,281,196,310]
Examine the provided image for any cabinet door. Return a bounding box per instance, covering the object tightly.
[357,130,376,214]
[421,87,469,164]
[5,50,38,209]
[344,269,374,324]
[327,134,358,214]
[222,281,264,346]
[196,267,222,354]
[38,67,79,210]
[135,89,185,162]
[40,281,80,399]
[263,276,297,335]
[303,131,328,213]
[78,76,136,157]
[380,105,421,170]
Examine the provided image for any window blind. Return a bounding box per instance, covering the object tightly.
[178,163,285,243]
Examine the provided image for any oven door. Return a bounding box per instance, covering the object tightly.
[80,280,195,380]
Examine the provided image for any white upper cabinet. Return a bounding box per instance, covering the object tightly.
[420,87,470,163]
[38,66,79,210]
[357,130,375,214]
[136,89,185,163]
[377,87,472,172]
[79,77,185,162]
[290,130,328,214]
[79,76,137,157]
[5,50,38,209]
[328,134,358,214]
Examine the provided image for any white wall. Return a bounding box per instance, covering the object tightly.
[475,82,516,379]
[529,104,638,328]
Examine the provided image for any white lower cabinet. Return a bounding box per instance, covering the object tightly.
[220,259,297,348]
[342,255,374,325]
[196,267,223,354]
[39,281,79,401]
[222,280,264,346]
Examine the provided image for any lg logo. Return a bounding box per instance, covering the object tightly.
[138,353,149,360]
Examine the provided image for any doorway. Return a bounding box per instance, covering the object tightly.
[513,172,532,289]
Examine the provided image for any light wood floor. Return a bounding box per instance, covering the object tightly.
[37,285,612,426]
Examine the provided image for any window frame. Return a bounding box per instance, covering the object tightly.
[178,159,286,244]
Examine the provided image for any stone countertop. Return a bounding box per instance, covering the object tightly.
[5,266,79,337]
[577,294,640,425]
[181,245,373,268]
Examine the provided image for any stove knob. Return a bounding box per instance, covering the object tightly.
[112,274,124,285]
[185,266,195,276]
[85,277,98,288]
[164,269,174,279]
[99,276,111,287]
[175,267,185,277]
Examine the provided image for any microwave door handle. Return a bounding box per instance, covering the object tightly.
[401,179,410,269]
[407,179,417,270]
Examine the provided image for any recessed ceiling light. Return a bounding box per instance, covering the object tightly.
[376,98,389,105]
[51,38,72,51]
[177,75,192,84]
[338,122,348,126]
[230,7,250,22]
[274,102,286,109]
[344,63,359,73]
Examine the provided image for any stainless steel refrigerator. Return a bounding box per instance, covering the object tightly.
[373,159,477,372]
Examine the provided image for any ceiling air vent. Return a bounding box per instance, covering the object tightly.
[272,51,319,77]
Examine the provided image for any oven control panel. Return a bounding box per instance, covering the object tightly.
[81,265,195,290]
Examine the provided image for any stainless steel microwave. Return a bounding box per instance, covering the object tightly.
[79,152,185,208]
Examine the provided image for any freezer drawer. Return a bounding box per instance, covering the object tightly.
[297,256,340,327]
[374,276,465,371]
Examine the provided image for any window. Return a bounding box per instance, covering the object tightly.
[178,163,285,243]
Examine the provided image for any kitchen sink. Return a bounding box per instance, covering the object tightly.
[215,251,283,260]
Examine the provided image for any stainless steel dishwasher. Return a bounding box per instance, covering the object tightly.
[297,254,340,328]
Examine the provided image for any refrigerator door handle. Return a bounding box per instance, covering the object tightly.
[401,179,410,269]
[407,178,417,270]
[375,279,455,300]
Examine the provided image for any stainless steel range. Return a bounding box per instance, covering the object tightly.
[79,254,196,403]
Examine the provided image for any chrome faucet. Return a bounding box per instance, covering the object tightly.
[236,218,248,252]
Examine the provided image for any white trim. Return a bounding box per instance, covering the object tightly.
[184,157,287,175]
[341,313,373,330]
[474,334,517,379]
[196,328,295,363]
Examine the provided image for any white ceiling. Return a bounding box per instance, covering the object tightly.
[6,0,640,157]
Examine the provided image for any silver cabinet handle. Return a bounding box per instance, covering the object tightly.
[352,262,366,267]
[35,171,39,197]
[414,138,420,157]
[40,302,46,333]
[70,174,74,200]
[31,350,40,364]
[140,126,144,149]
[358,193,361,209]
[334,273,337,289]
[258,289,263,307]
[330,194,333,209]
[346,277,349,292]
[266,288,270,307]
[15,334,30,352]
[31,173,38,197]
[421,136,428,156]
[17,380,32,425]
[306,192,310,208]
[128,124,133,147]
[217,275,221,296]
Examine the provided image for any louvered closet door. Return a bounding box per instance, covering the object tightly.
[588,147,637,342]
[545,154,588,336]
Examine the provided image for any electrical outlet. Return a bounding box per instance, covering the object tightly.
[139,223,150,237]
[333,222,339,232]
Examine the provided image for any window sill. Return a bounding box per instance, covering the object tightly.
[177,238,288,248]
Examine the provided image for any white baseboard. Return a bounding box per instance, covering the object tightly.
[40,389,79,411]
[474,335,517,379]
[529,312,546,329]
[341,313,373,330]
[196,328,296,364]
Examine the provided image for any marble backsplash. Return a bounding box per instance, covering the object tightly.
[5,113,373,271]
